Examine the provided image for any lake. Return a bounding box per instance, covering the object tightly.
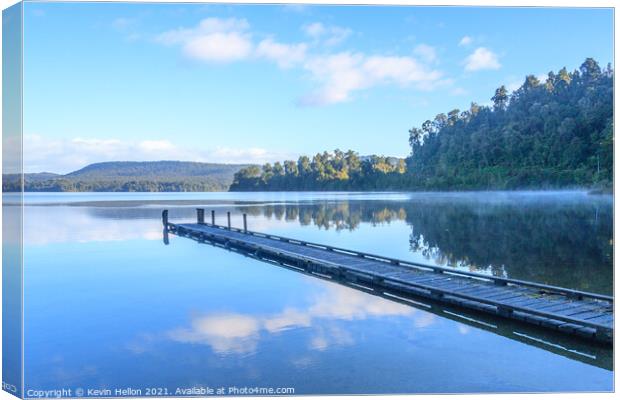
[15,191,613,394]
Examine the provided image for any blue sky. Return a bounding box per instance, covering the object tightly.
[23,2,613,173]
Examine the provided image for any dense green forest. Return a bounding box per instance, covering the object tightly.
[231,58,613,192]
[3,161,249,192]
[229,153,407,191]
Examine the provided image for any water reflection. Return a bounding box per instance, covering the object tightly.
[405,198,612,294]
[166,232,613,371]
[23,192,613,393]
[240,198,612,294]
[167,284,416,356]
[23,191,613,295]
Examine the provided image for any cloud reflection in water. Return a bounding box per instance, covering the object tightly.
[166,283,435,355]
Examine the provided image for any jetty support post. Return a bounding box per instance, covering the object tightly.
[162,209,169,228]
[227,212,231,229]
[211,210,215,225]
[243,214,248,232]
[197,208,205,224]
[162,228,169,245]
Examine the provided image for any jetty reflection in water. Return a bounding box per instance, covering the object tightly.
[152,191,611,294]
[163,226,612,371]
[22,191,613,393]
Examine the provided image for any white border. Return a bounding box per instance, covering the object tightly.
[0,2,616,400]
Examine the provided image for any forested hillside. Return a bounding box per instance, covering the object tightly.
[406,58,613,190]
[231,58,613,192]
[4,161,250,192]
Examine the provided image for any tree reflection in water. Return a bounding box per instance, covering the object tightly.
[239,193,612,295]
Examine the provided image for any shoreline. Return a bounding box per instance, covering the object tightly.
[4,189,611,207]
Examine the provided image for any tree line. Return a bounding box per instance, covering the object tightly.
[230,151,406,191]
[406,57,613,190]
[231,58,613,192]
[4,178,230,192]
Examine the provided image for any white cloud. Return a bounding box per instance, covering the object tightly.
[302,22,352,46]
[413,44,438,64]
[183,32,253,62]
[363,55,441,84]
[158,18,307,66]
[255,38,307,69]
[299,52,444,106]
[458,35,473,46]
[463,47,501,71]
[156,17,250,45]
[300,52,366,105]
[23,134,295,173]
[210,146,294,164]
[157,17,253,63]
[303,22,326,38]
[137,140,176,153]
[155,17,447,107]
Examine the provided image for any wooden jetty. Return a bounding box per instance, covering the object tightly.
[163,209,614,344]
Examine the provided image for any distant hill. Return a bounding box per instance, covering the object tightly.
[4,161,253,192]
[25,172,61,181]
[66,161,248,180]
[3,172,61,187]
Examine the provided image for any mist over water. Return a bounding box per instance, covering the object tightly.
[20,191,613,393]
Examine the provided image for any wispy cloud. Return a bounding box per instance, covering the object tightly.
[156,17,250,45]
[24,134,295,173]
[458,35,473,46]
[111,16,144,42]
[255,38,307,69]
[463,47,501,71]
[112,17,137,30]
[154,17,446,107]
[302,22,352,46]
[451,87,468,96]
[156,17,253,62]
[413,44,438,64]
[299,52,444,106]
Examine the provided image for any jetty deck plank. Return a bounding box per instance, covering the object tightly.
[166,220,613,344]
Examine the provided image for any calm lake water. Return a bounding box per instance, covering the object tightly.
[17,191,613,394]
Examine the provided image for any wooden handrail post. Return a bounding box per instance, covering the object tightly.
[163,228,169,245]
[162,209,169,227]
[243,213,247,232]
[227,212,231,229]
[211,210,215,225]
[197,208,205,224]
